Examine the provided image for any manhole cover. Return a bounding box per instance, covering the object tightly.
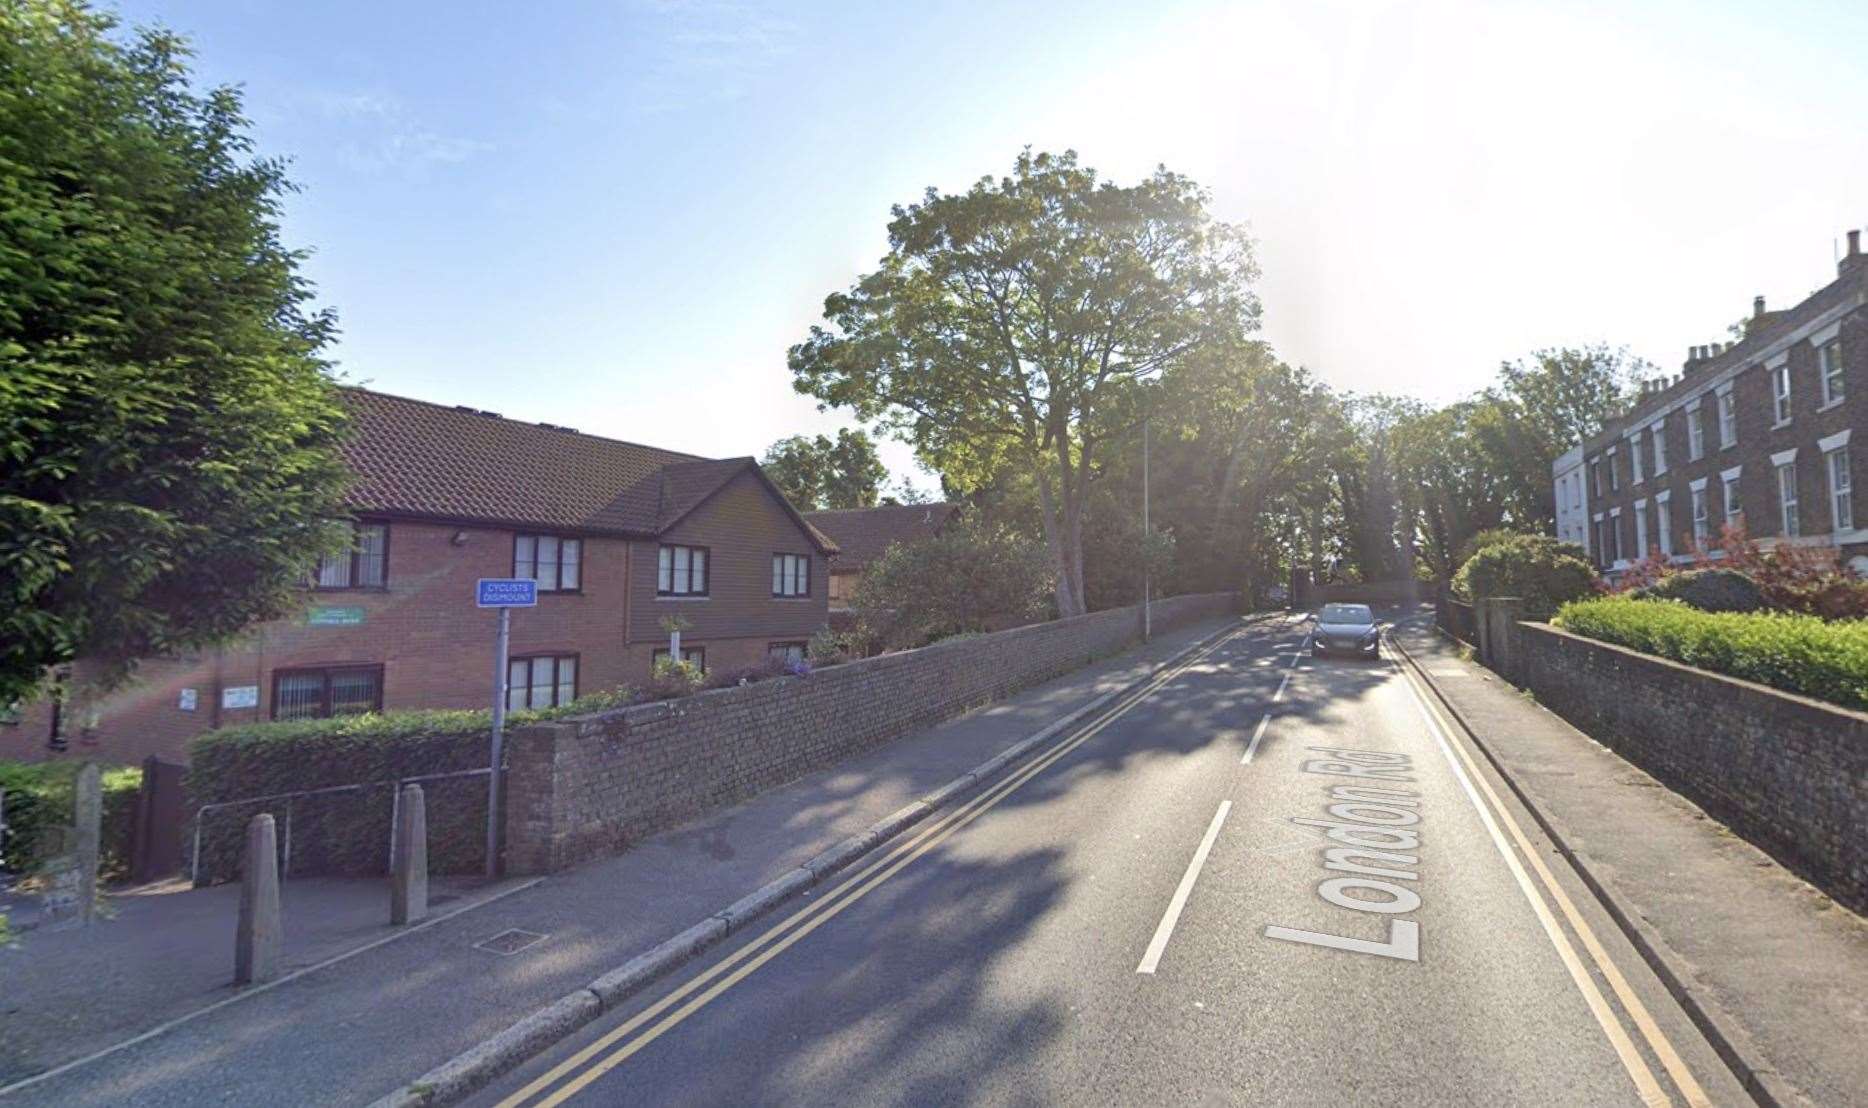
[475,928,547,956]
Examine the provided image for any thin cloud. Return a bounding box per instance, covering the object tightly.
[299,90,493,173]
[630,0,801,112]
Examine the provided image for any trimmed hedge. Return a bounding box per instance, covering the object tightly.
[0,762,140,879]
[1453,534,1597,620]
[1554,597,1868,711]
[185,689,639,883]
[1631,568,1766,614]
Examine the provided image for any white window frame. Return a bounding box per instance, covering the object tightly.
[1655,491,1673,557]
[1716,384,1736,449]
[1650,419,1667,475]
[1689,479,1710,544]
[1686,400,1705,460]
[1627,431,1644,484]
[1606,445,1620,491]
[1829,447,1853,533]
[1775,456,1799,538]
[1720,465,1742,530]
[1771,360,1792,426]
[1607,507,1623,563]
[1633,498,1649,557]
[1819,341,1845,408]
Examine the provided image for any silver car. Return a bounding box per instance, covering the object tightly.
[1311,602,1380,658]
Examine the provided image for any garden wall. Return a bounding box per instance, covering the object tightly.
[503,592,1239,872]
[1516,622,1868,913]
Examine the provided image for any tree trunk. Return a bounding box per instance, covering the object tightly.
[1033,450,1089,620]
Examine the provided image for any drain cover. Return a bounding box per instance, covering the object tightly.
[475,928,547,956]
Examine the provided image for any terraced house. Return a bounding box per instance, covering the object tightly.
[1567,230,1866,576]
[1,389,837,765]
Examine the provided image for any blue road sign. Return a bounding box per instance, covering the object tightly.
[476,578,538,608]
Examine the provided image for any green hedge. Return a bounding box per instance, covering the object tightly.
[1554,597,1868,711]
[0,762,140,879]
[1453,534,1597,620]
[184,690,638,884]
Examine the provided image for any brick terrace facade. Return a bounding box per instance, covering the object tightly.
[1572,231,1867,574]
[2,390,836,765]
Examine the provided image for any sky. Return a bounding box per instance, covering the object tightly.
[114,0,1868,490]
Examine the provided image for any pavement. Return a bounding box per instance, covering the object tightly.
[1388,612,1868,1107]
[465,612,1764,1106]
[0,614,1243,1107]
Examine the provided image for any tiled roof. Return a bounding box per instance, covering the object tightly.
[338,388,835,551]
[806,503,960,568]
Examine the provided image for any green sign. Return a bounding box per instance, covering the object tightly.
[307,605,366,627]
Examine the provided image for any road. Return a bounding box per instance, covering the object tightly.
[474,615,1748,1107]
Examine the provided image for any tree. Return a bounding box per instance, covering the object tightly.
[760,428,889,510]
[851,519,1053,646]
[0,1,350,706]
[790,150,1260,617]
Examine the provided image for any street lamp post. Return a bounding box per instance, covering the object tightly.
[1142,414,1152,642]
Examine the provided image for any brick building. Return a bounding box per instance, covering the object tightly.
[2,388,837,765]
[1566,230,1866,576]
[804,502,960,611]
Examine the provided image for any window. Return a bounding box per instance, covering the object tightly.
[1607,448,1619,491]
[1772,363,1792,424]
[272,666,382,721]
[653,645,706,669]
[1656,496,1673,557]
[1634,504,1649,557]
[1628,436,1644,484]
[772,553,810,597]
[1591,460,1604,497]
[657,544,709,596]
[1722,472,1742,529]
[315,522,387,589]
[1650,420,1667,475]
[768,641,807,665]
[514,535,581,592]
[1821,341,1845,407]
[1687,406,1705,460]
[1717,388,1736,449]
[1829,447,1853,533]
[1606,511,1621,562]
[1777,462,1799,537]
[828,572,851,603]
[1691,486,1709,543]
[507,654,577,711]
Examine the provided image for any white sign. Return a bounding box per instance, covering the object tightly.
[178,688,198,712]
[221,685,259,710]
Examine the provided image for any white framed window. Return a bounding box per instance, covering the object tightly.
[1607,446,1620,491]
[1772,363,1792,425]
[1829,447,1853,533]
[1777,461,1799,537]
[1820,341,1845,407]
[1650,420,1667,475]
[514,534,581,592]
[771,552,811,597]
[1655,493,1673,557]
[1687,404,1705,460]
[1721,468,1742,529]
[1690,484,1710,543]
[1628,434,1644,483]
[1717,386,1736,449]
[1633,500,1649,557]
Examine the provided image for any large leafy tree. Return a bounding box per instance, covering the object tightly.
[1,1,350,706]
[852,519,1054,646]
[790,150,1260,617]
[760,428,889,510]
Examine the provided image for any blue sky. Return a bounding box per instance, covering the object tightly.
[116,0,1868,488]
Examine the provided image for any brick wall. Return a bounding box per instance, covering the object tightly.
[1516,622,1868,913]
[503,591,1239,873]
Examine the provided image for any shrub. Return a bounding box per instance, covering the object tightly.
[1689,522,1868,620]
[705,656,790,689]
[853,519,1054,647]
[808,627,864,665]
[645,658,705,700]
[1452,534,1597,619]
[0,762,140,879]
[1632,568,1766,614]
[1555,597,1868,710]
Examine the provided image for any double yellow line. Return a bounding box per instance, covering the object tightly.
[497,624,1252,1107]
[1392,652,1711,1108]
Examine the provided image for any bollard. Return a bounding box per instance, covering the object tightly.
[391,784,428,925]
[235,813,282,984]
[72,762,102,926]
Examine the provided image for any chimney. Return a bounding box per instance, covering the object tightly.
[1844,228,1865,277]
[1753,295,1767,318]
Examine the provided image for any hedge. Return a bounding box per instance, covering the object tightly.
[183,689,639,884]
[0,762,140,880]
[1554,597,1868,711]
[1453,534,1597,620]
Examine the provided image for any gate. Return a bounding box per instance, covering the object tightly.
[129,756,188,882]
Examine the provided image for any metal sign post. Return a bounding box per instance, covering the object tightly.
[475,578,537,877]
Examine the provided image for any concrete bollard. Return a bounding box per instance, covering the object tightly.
[235,813,282,985]
[391,784,428,925]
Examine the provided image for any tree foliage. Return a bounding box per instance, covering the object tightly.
[1451,533,1598,619]
[0,1,350,705]
[760,428,889,510]
[791,150,1259,617]
[851,519,1054,647]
